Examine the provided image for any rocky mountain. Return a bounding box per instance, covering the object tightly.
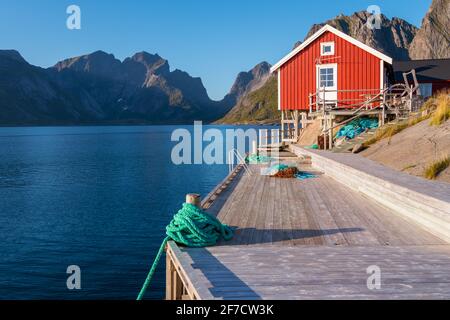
[0,50,105,124]
[409,0,450,59]
[0,50,233,125]
[303,11,418,60]
[217,62,278,124]
[52,50,231,123]
[217,74,278,124]
[220,62,272,109]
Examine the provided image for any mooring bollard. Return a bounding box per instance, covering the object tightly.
[186,193,201,207]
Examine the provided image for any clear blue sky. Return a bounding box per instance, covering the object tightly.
[0,0,431,100]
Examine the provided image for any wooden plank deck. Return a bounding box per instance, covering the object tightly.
[206,165,445,247]
[168,156,450,300]
[174,244,450,299]
[291,146,450,242]
[295,148,450,203]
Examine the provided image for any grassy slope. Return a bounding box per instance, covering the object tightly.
[216,77,279,124]
[361,93,450,183]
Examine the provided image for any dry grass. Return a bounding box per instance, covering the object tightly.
[363,91,449,147]
[401,164,417,171]
[420,95,437,113]
[363,121,409,146]
[423,155,450,180]
[363,115,429,147]
[429,93,450,126]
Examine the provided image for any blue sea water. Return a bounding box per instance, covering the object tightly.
[0,125,263,300]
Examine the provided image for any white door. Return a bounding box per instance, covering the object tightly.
[316,63,337,104]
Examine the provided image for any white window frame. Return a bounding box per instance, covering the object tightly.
[320,42,335,56]
[316,63,337,90]
[316,63,338,102]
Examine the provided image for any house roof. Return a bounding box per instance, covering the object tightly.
[392,59,450,82]
[270,24,393,73]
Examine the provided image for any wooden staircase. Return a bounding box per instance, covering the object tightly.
[332,128,377,153]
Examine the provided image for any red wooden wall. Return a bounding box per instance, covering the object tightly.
[279,31,382,110]
[430,80,450,94]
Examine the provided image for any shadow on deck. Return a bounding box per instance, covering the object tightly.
[218,227,364,246]
[189,247,262,299]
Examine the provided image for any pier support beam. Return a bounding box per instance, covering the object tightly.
[166,193,202,300]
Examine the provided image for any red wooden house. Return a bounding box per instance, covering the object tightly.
[270,25,393,142]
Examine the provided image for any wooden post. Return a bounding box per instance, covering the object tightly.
[309,94,313,113]
[272,129,280,145]
[322,86,327,150]
[258,129,268,147]
[323,114,327,150]
[294,110,299,142]
[409,85,413,112]
[329,116,333,149]
[165,193,201,300]
[173,270,183,300]
[322,86,326,112]
[186,194,201,207]
[166,252,173,300]
[381,86,386,126]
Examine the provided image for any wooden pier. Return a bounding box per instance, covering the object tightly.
[165,148,450,300]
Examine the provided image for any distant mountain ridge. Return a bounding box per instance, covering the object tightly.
[52,50,231,123]
[217,63,278,124]
[0,50,233,125]
[0,50,105,124]
[1,1,448,125]
[220,62,272,109]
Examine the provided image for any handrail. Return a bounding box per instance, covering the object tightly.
[306,82,420,150]
[258,129,282,142]
[321,83,411,134]
[309,83,411,112]
[309,85,408,96]
[322,107,379,134]
[311,88,383,93]
[228,149,252,176]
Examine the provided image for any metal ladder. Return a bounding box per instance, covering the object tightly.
[228,149,252,175]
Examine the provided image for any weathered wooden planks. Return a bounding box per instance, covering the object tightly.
[209,165,444,247]
[291,146,450,242]
[166,151,450,300]
[178,245,450,300]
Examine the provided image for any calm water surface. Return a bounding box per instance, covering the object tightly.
[0,125,263,299]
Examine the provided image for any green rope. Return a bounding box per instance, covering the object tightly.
[304,144,319,150]
[136,236,169,300]
[246,154,273,164]
[136,203,233,300]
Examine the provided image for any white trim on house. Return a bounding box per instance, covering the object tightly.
[270,24,393,73]
[380,60,384,91]
[277,70,281,110]
[320,41,335,56]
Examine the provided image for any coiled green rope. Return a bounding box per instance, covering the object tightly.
[136,203,233,300]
